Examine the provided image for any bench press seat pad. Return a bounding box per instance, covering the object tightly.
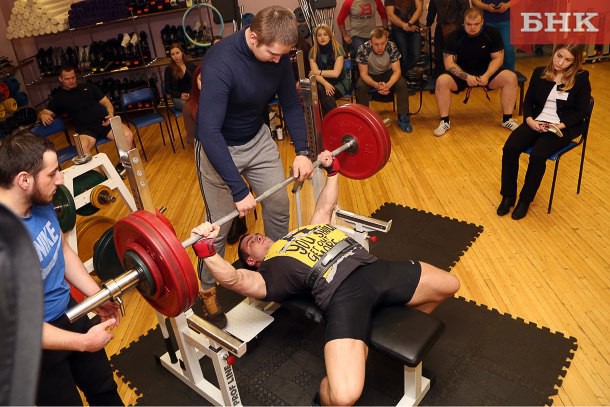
[369,306,445,367]
[281,295,445,367]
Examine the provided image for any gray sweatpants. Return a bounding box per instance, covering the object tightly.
[194,124,290,289]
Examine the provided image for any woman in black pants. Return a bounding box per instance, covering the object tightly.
[498,44,591,220]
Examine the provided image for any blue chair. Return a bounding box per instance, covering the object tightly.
[525,97,594,214]
[121,87,174,161]
[31,118,78,165]
[161,81,185,150]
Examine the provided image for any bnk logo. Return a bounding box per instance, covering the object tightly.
[511,0,610,45]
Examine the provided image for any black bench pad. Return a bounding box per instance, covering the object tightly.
[282,295,445,368]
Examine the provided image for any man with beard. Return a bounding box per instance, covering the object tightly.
[0,131,123,406]
[432,7,518,137]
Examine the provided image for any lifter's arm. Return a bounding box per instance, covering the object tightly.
[309,151,339,225]
[191,223,267,299]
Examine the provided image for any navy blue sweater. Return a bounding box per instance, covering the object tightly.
[197,29,308,201]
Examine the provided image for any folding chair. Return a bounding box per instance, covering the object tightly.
[121,88,175,161]
[525,97,594,213]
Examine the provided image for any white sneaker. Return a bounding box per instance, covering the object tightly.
[433,120,450,137]
[501,118,519,131]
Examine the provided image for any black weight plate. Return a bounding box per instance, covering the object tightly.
[53,184,77,232]
[93,225,124,281]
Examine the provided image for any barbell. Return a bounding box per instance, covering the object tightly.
[66,104,391,321]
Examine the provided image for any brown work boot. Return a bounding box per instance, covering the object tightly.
[200,287,227,329]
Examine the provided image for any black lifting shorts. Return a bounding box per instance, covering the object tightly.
[324,259,422,343]
[77,122,111,141]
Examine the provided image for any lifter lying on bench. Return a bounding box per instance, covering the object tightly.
[191,150,460,406]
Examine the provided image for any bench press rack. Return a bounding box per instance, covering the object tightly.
[61,133,137,272]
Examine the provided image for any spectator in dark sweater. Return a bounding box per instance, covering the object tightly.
[194,6,314,328]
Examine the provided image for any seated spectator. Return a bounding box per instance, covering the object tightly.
[37,65,134,166]
[432,7,518,137]
[498,44,591,220]
[164,43,196,111]
[309,24,351,117]
[338,0,388,56]
[183,65,202,145]
[385,0,423,77]
[356,28,412,132]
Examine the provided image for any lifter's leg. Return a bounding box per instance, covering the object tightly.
[319,338,368,406]
[407,262,460,314]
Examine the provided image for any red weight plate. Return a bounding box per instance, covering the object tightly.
[321,104,387,179]
[114,211,191,317]
[348,105,387,175]
[115,211,186,315]
[156,210,177,236]
[131,210,198,313]
[350,104,391,171]
[155,210,199,308]
[137,210,198,312]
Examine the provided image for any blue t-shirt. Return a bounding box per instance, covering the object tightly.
[22,204,70,322]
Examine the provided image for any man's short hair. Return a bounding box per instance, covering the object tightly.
[369,27,389,40]
[0,130,55,189]
[250,5,298,47]
[237,234,258,271]
[59,64,76,76]
[464,7,483,20]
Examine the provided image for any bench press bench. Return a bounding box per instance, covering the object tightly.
[282,295,445,406]
[421,70,528,115]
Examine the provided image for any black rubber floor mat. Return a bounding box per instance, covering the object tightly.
[369,202,484,270]
[111,296,576,406]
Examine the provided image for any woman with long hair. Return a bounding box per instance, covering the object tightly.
[498,44,591,220]
[308,24,351,116]
[164,43,196,111]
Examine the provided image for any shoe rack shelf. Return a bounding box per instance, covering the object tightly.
[10,5,210,109]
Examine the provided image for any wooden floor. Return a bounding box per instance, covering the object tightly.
[66,55,609,406]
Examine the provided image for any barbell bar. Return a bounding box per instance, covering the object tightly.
[67,138,358,322]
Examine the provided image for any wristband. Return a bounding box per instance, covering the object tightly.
[323,158,341,176]
[193,238,216,258]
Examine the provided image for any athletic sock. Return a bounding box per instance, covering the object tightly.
[503,114,512,122]
[441,116,450,123]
